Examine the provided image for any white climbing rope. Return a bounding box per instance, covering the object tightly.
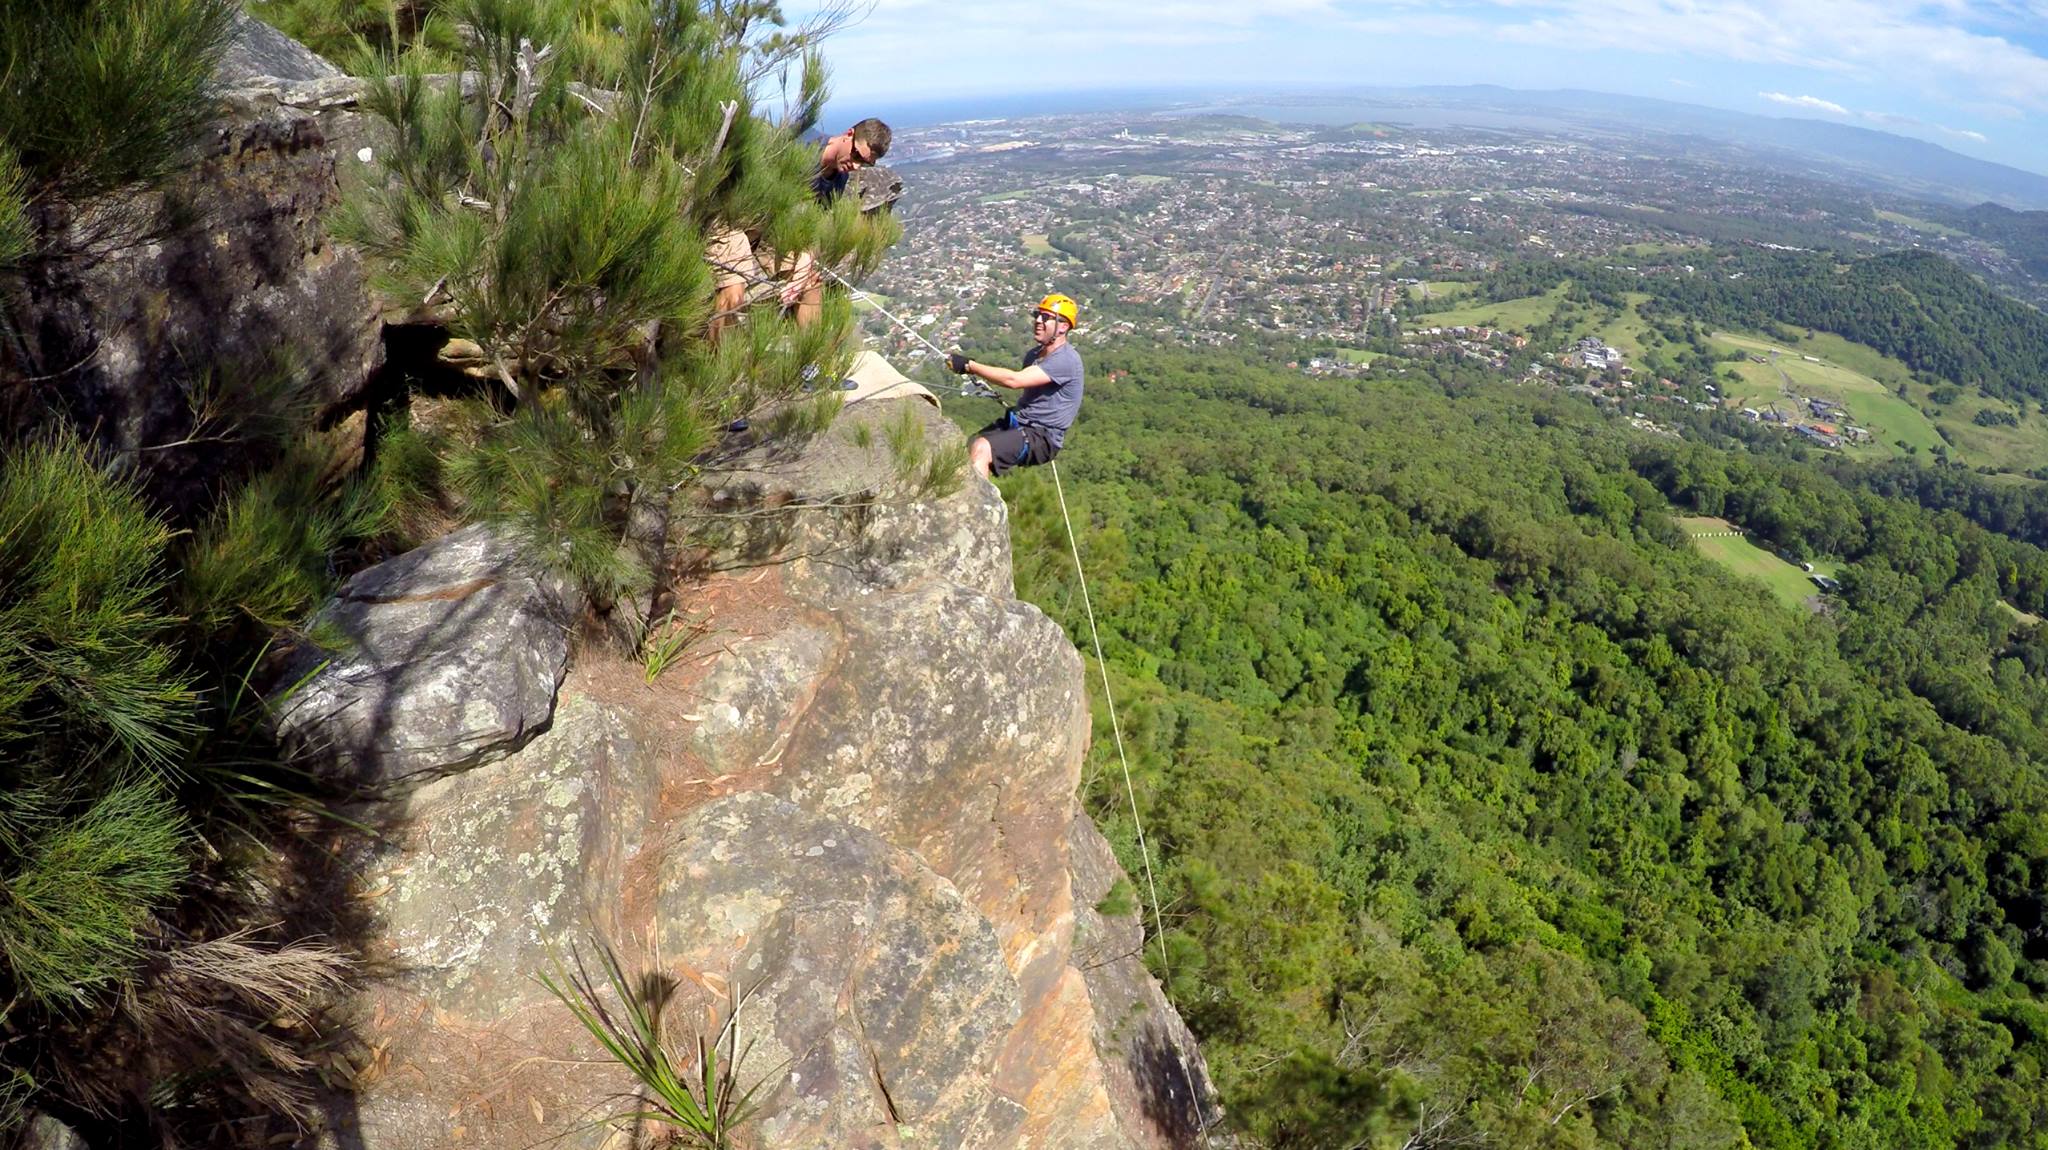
[1050,460,1213,1147]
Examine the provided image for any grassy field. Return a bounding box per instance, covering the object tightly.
[1406,287,2048,474]
[1615,241,1702,259]
[1413,285,1660,356]
[979,190,1031,204]
[1903,384,2048,472]
[1415,285,1569,330]
[1678,516,1821,609]
[1334,348,1376,365]
[1021,232,1055,256]
[1875,209,1964,237]
[851,288,894,313]
[1126,174,1172,186]
[1405,280,1477,306]
[1703,329,2048,472]
[1591,292,1657,359]
[1709,332,1947,457]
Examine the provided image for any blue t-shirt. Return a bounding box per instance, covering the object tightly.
[1015,343,1084,449]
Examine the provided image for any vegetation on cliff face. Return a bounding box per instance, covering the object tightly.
[0,1,900,1142]
[1000,347,2048,1148]
[339,0,900,607]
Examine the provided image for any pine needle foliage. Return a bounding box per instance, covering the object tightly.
[0,431,385,1129]
[0,0,236,201]
[0,779,186,1011]
[0,436,198,1015]
[0,435,198,769]
[340,0,900,602]
[174,440,392,644]
[0,146,29,274]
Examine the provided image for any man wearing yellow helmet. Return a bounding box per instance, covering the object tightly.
[948,293,1085,479]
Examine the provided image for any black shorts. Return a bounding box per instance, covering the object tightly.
[976,417,1059,475]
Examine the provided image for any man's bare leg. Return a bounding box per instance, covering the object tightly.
[710,280,745,341]
[969,436,994,480]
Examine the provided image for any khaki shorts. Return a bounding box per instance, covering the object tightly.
[705,226,808,305]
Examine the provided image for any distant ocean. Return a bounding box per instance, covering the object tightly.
[824,88,1586,138]
[826,89,1205,131]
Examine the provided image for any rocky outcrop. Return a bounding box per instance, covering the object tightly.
[315,397,1215,1149]
[272,524,578,789]
[7,19,380,506]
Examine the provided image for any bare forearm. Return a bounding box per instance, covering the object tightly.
[965,361,1033,390]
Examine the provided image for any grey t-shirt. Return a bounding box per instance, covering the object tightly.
[1015,343,1084,449]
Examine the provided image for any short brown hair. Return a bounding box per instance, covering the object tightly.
[850,118,891,162]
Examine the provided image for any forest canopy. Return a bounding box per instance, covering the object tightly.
[995,346,2048,1148]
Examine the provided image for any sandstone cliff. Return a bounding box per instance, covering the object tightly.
[7,17,1216,1142]
[287,397,1217,1148]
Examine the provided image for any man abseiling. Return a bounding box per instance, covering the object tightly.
[949,293,1085,479]
[707,117,893,336]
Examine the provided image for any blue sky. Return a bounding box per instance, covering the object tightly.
[790,0,2048,176]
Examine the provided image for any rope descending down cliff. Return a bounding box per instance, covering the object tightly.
[834,275,1214,1143]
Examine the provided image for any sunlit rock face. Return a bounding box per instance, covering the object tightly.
[303,397,1215,1149]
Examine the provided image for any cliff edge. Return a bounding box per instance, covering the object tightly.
[295,396,1216,1148]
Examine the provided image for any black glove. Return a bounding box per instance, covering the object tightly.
[947,352,971,374]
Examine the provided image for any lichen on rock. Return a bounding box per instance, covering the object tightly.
[306,362,1212,1150]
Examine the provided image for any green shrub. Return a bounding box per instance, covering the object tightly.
[340,0,900,604]
[247,0,458,68]
[0,0,236,201]
[174,441,390,642]
[0,146,29,273]
[0,779,185,1009]
[0,435,197,769]
[0,436,196,1013]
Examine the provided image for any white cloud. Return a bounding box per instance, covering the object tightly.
[810,0,2048,127]
[1356,0,2048,115]
[1761,91,1850,115]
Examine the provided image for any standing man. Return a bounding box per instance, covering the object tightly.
[708,117,892,336]
[948,293,1084,479]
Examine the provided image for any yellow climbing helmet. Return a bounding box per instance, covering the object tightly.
[1035,292,1079,329]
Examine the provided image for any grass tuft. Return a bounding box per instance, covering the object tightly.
[539,939,775,1148]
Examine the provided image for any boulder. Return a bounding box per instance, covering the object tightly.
[8,18,381,510]
[852,164,906,214]
[328,694,654,1150]
[219,11,348,85]
[272,524,576,788]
